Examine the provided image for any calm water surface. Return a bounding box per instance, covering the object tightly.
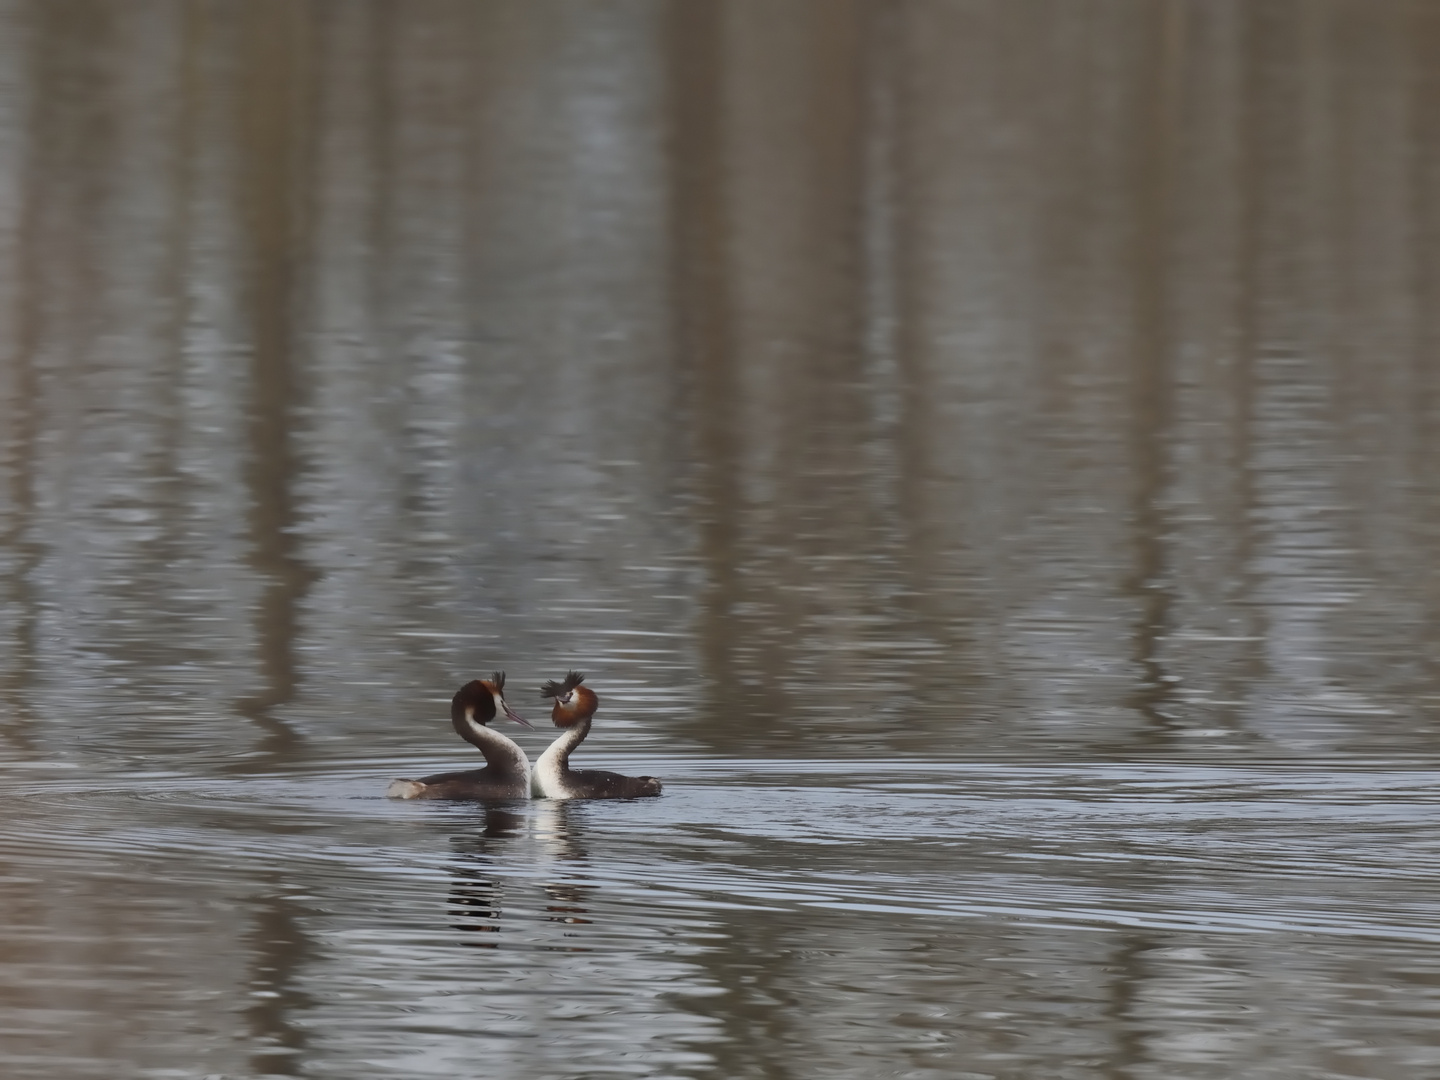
[2,2,1440,1078]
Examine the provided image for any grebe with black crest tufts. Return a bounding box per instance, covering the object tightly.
[532,672,662,800]
[387,674,533,800]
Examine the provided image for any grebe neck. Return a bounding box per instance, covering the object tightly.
[453,707,531,787]
[533,716,591,797]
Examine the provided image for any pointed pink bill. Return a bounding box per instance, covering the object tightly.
[499,697,532,728]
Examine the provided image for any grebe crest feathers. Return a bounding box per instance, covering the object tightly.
[540,670,596,728]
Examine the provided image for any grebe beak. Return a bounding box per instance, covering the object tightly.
[500,698,532,728]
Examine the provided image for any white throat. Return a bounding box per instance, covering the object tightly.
[533,719,590,799]
[460,706,532,787]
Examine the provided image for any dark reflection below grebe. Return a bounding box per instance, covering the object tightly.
[445,803,597,949]
[446,805,524,947]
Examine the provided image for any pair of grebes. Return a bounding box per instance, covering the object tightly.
[387,671,662,801]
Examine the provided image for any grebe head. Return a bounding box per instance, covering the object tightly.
[454,672,532,728]
[539,671,597,728]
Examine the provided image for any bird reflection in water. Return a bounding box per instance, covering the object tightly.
[535,801,597,940]
[446,805,523,947]
[444,802,598,949]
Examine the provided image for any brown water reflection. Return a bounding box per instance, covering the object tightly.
[2,2,1440,1078]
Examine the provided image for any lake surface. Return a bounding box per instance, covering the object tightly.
[2,2,1440,1078]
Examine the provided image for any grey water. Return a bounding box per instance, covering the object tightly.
[2,2,1440,1078]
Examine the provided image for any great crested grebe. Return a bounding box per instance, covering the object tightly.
[387,674,533,800]
[532,672,662,800]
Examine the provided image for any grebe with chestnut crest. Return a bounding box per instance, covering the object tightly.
[387,674,533,800]
[533,672,662,800]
